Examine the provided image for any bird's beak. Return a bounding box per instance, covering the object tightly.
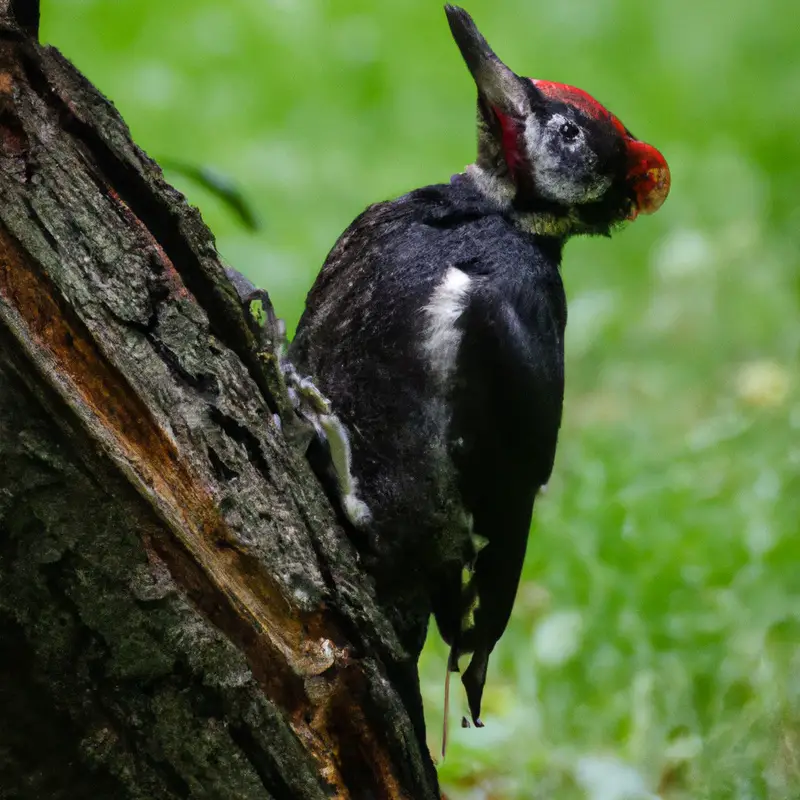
[444,4,533,119]
[625,139,670,220]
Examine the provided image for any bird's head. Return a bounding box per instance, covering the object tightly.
[445,4,670,237]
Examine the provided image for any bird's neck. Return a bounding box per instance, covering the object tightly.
[462,163,575,241]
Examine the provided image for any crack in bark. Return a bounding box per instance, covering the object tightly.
[209,405,273,484]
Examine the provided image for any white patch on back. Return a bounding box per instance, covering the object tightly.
[423,267,472,381]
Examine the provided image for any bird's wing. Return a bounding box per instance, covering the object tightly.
[434,276,565,725]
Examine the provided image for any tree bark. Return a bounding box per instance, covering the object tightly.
[0,2,439,797]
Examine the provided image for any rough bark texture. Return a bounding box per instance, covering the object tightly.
[0,2,439,797]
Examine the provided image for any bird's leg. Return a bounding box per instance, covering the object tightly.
[278,363,372,528]
[223,269,369,526]
[223,269,314,446]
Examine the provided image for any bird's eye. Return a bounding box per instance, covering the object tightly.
[559,121,580,141]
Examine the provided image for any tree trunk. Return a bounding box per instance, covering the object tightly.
[0,2,439,797]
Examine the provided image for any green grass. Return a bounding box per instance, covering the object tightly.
[41,0,800,796]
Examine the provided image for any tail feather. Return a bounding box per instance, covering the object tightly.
[462,647,489,727]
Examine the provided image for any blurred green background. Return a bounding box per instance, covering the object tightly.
[41,0,799,797]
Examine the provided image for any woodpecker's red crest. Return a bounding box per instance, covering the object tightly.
[446,5,670,233]
[533,80,670,219]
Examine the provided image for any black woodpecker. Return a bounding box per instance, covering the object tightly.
[287,4,670,749]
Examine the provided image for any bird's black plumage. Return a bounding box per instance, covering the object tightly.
[287,3,669,747]
[290,176,565,721]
